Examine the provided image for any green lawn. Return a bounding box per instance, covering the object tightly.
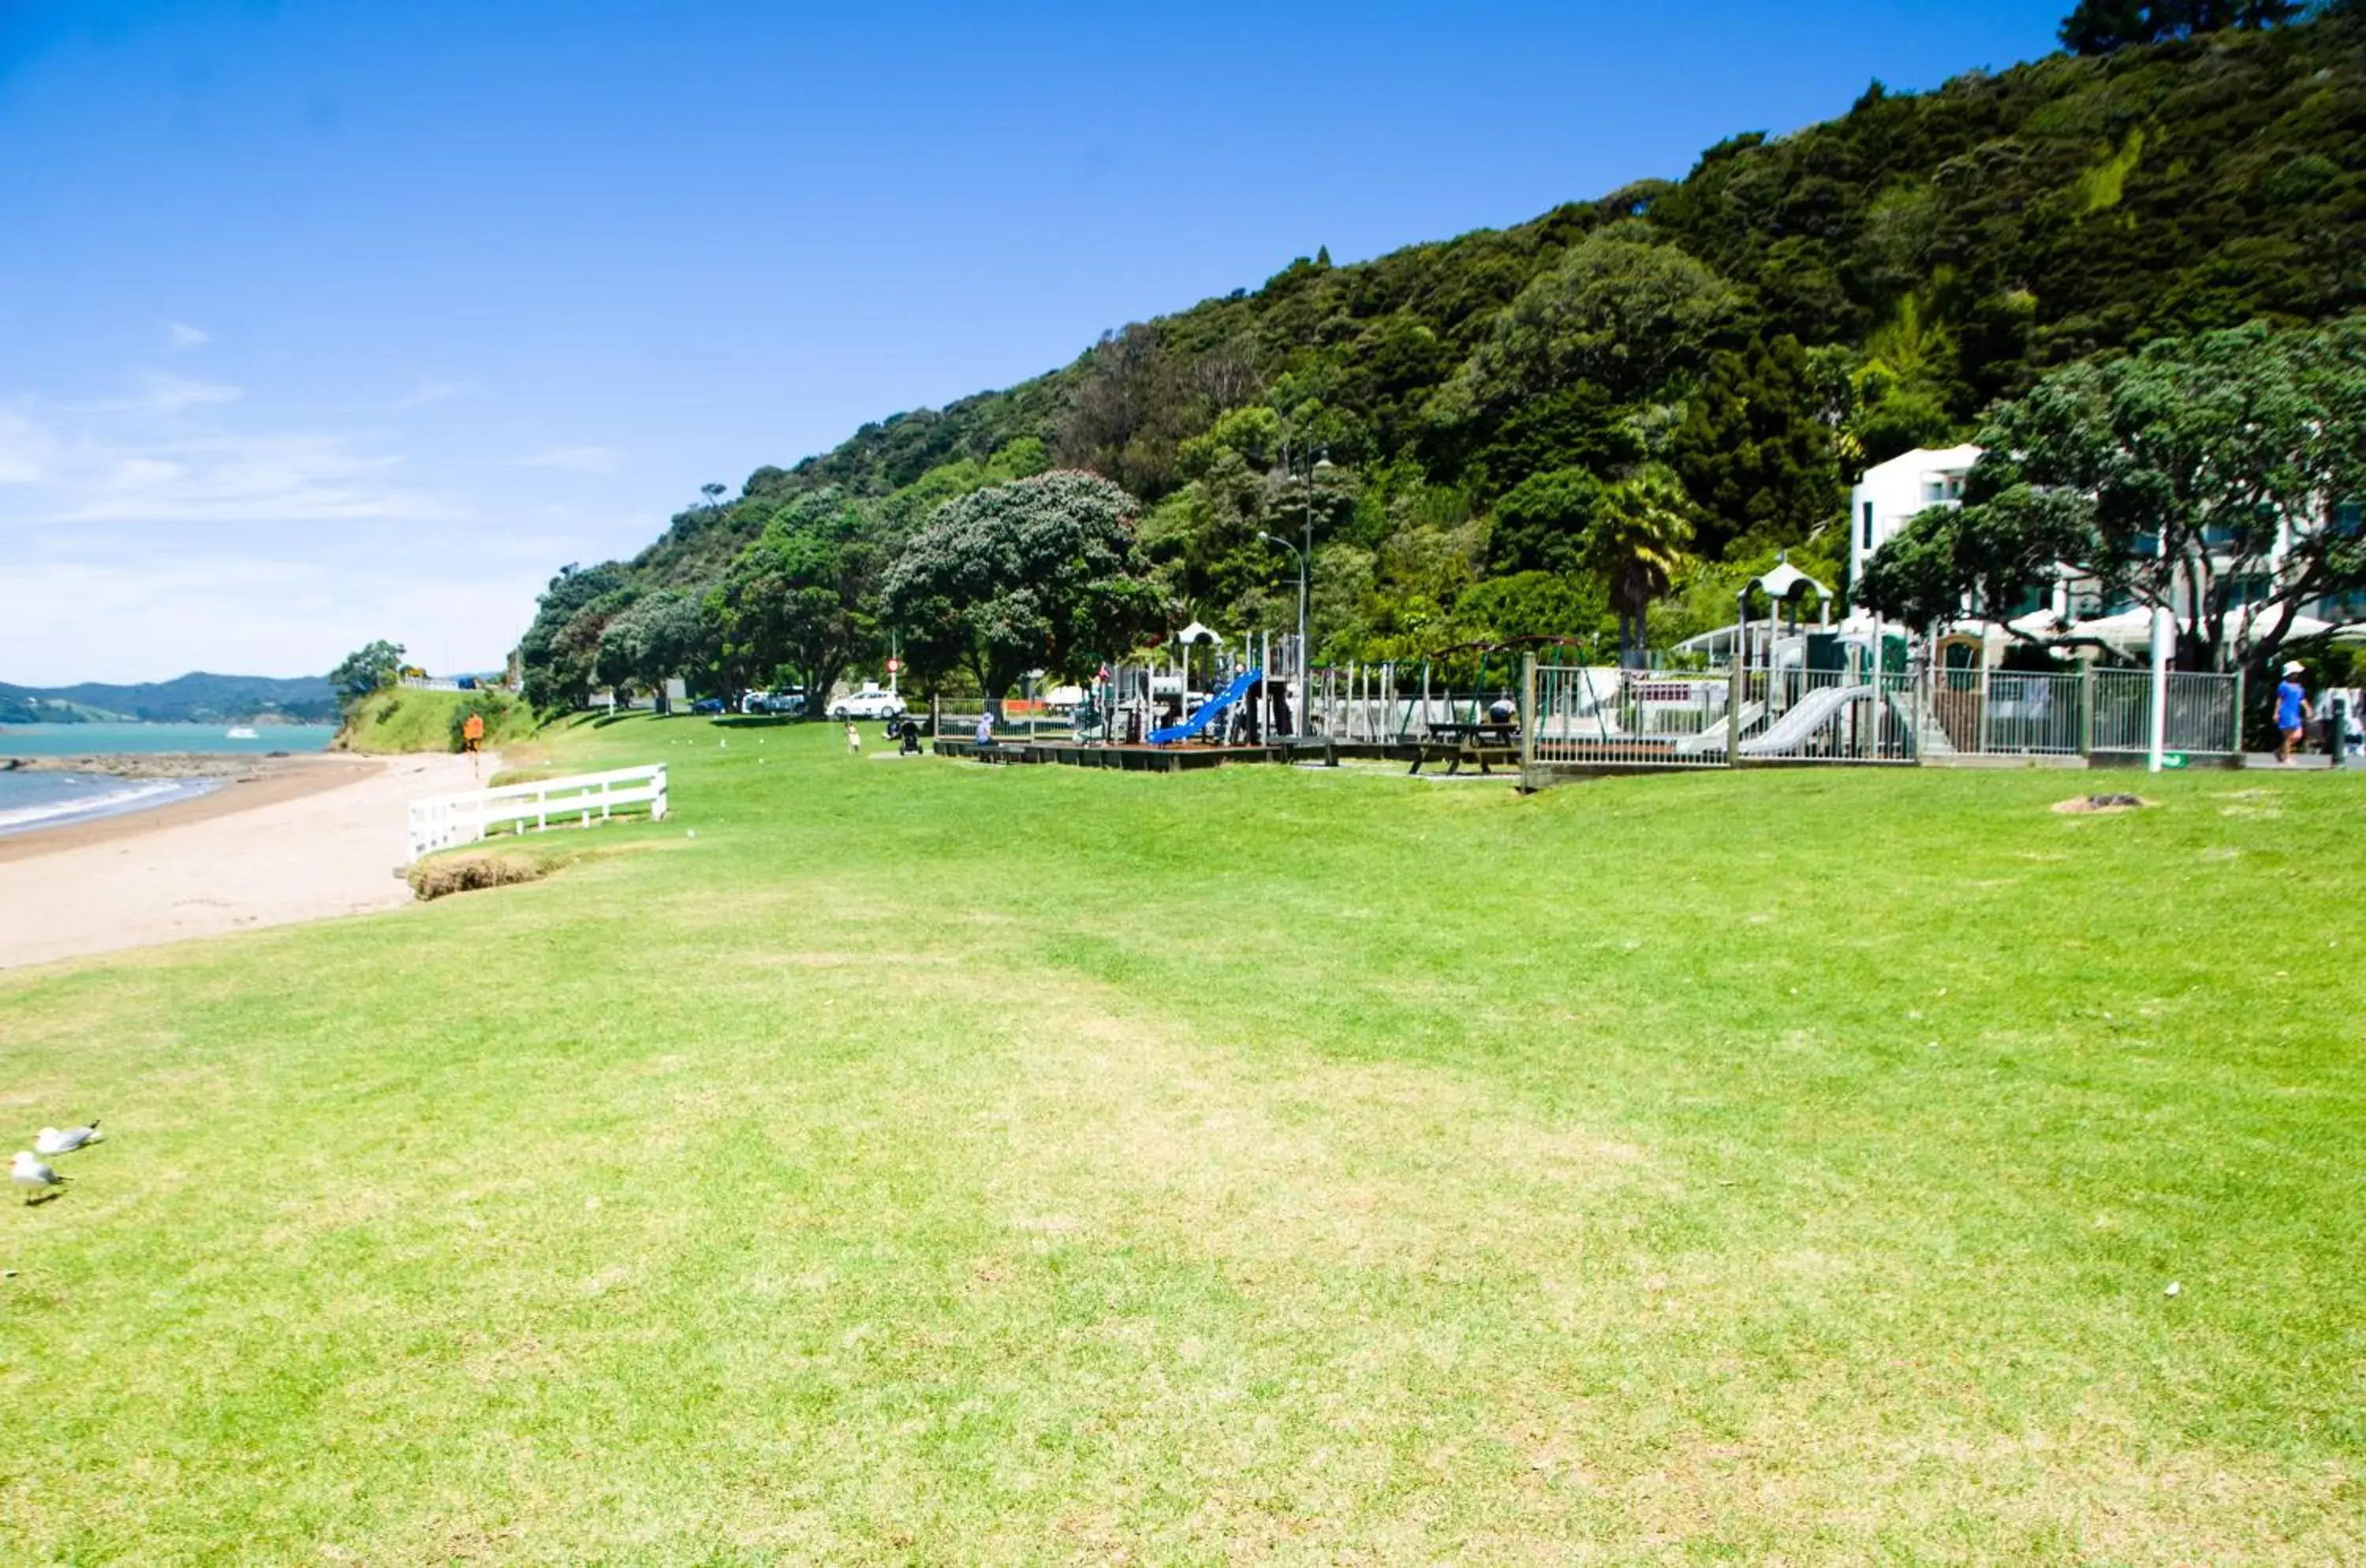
[3,718,2360,1563]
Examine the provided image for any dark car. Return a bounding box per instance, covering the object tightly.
[690,696,726,715]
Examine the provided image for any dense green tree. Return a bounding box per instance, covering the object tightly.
[1453,571,1609,651]
[328,640,405,705]
[1442,224,1741,415]
[595,589,708,712]
[1861,315,2366,674]
[1488,467,1605,577]
[519,564,635,712]
[2060,0,2301,54]
[708,489,882,708]
[1856,488,2092,632]
[879,471,1166,709]
[1669,334,1845,557]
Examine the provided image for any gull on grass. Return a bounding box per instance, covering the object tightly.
[12,1152,65,1204]
[35,1121,101,1155]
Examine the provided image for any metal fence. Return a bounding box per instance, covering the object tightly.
[1928,669,2087,756]
[2090,669,2241,756]
[1531,666,1733,768]
[1527,662,2241,771]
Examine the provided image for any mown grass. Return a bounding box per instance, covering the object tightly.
[336,687,534,754]
[2,717,2360,1563]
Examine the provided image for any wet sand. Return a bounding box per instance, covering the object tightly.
[0,755,379,864]
[0,752,490,969]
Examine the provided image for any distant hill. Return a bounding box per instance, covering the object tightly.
[0,672,339,725]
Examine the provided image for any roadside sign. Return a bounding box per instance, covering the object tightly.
[2162,752,2187,768]
[885,657,901,674]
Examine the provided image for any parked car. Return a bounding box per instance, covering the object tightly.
[740,689,807,717]
[690,696,726,715]
[829,688,906,721]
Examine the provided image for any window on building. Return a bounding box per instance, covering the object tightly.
[1861,501,1873,549]
[2315,588,2366,622]
[2212,574,2271,610]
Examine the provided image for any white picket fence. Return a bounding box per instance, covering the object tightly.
[408,764,667,861]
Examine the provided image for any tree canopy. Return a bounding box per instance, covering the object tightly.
[1858,315,2366,674]
[329,640,406,705]
[879,471,1166,704]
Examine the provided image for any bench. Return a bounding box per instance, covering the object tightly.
[1413,721,1520,775]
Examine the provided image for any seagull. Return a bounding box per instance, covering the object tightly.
[12,1152,64,1204]
[35,1121,99,1156]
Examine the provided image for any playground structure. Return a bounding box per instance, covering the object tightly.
[924,573,2247,782]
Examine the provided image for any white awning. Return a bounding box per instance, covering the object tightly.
[2066,605,2333,649]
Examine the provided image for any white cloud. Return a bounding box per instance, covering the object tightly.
[0,411,56,484]
[137,371,241,410]
[0,407,458,527]
[61,371,245,415]
[166,321,211,351]
[0,551,547,685]
[515,444,620,474]
[395,377,486,409]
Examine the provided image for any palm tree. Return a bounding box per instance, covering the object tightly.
[1581,464,1695,668]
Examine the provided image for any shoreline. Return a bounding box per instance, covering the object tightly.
[0,750,316,778]
[0,754,386,864]
[0,750,489,969]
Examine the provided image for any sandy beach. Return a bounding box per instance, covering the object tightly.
[0,751,488,969]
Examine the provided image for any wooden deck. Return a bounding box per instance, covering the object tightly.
[934,739,1294,772]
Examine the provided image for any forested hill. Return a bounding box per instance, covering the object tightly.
[524,9,2365,704]
[0,673,338,725]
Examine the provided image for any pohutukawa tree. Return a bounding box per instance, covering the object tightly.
[328,640,407,705]
[706,487,881,710]
[595,588,707,713]
[880,470,1166,713]
[1858,315,2366,678]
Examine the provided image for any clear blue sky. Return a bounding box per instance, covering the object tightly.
[0,0,2066,685]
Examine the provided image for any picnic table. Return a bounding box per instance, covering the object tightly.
[1413,720,1521,776]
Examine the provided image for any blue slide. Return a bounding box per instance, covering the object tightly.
[1150,669,1263,745]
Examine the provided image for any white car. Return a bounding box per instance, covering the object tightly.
[829,688,906,721]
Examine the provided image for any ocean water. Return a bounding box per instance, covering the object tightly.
[0,771,222,836]
[0,722,338,757]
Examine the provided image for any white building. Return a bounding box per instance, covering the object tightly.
[1847,443,1982,587]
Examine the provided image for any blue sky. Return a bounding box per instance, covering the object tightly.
[0,0,2066,685]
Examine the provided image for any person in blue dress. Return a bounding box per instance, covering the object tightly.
[2275,660,2312,764]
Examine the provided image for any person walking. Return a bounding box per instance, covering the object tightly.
[2275,660,2312,764]
[845,719,862,756]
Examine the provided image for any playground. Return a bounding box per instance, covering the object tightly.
[917,562,2251,783]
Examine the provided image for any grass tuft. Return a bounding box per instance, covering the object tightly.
[405,851,547,901]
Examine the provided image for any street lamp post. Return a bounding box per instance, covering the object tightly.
[1257,530,1308,663]
[1263,444,1332,735]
